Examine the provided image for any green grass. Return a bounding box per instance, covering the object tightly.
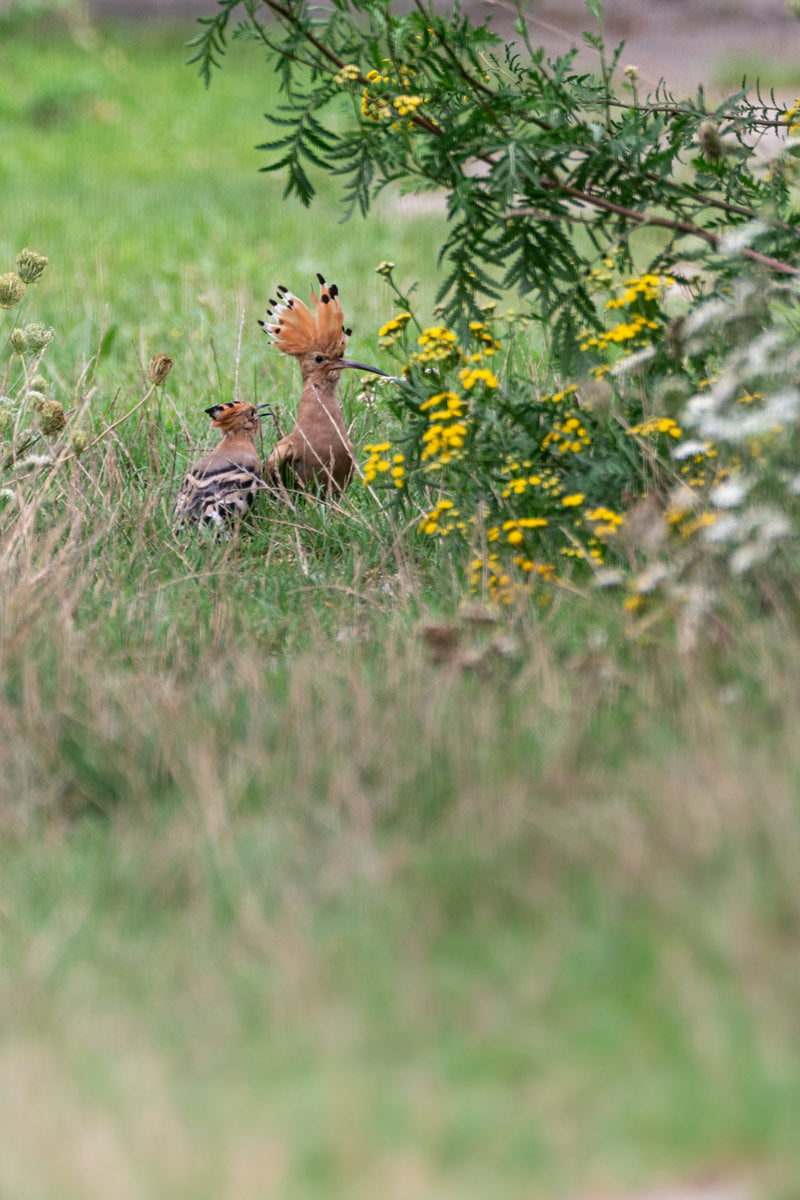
[0,13,446,394]
[1,11,800,1200]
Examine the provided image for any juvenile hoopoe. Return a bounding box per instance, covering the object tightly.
[174,400,268,529]
[258,273,389,492]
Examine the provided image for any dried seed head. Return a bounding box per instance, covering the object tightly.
[652,374,692,416]
[0,273,26,309]
[0,401,15,436]
[665,314,686,360]
[148,353,173,386]
[70,429,89,456]
[15,248,48,284]
[28,390,47,410]
[697,120,723,162]
[21,323,54,354]
[577,376,613,417]
[9,328,26,354]
[38,399,66,436]
[617,494,666,555]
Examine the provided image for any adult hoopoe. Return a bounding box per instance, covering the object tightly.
[174,400,269,529]
[258,273,389,492]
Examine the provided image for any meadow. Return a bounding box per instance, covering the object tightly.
[2,8,800,1199]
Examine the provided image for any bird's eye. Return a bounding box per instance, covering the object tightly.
[315,354,325,363]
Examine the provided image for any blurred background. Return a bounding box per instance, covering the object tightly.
[57,0,800,92]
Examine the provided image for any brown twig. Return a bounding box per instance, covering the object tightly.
[508,184,800,275]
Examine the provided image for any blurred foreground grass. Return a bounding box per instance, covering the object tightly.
[1,12,800,1200]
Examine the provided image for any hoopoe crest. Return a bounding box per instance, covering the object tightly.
[259,273,388,492]
[174,400,268,530]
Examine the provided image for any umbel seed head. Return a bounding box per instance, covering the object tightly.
[21,323,54,354]
[148,353,173,386]
[0,273,26,309]
[16,249,48,285]
[38,400,66,436]
[70,430,89,456]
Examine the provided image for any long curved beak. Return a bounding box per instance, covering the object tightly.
[333,359,391,377]
[255,403,274,414]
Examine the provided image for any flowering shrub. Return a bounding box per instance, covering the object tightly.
[357,265,675,599]
[363,249,800,610]
[196,1,800,615]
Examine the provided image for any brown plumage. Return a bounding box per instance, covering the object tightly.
[174,401,266,530]
[258,273,389,493]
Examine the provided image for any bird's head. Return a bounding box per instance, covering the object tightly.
[204,401,270,434]
[258,273,389,382]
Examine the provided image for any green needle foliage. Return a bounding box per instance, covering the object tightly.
[190,0,799,355]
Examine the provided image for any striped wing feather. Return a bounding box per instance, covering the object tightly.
[175,447,262,527]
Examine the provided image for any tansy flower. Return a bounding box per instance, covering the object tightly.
[334,64,361,84]
[629,416,682,438]
[393,94,423,115]
[362,441,395,484]
[459,366,498,390]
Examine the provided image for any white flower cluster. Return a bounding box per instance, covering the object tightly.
[678,275,800,576]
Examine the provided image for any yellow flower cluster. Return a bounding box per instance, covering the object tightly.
[334,63,361,84]
[541,384,579,405]
[628,416,682,438]
[587,256,618,285]
[672,510,718,539]
[421,419,467,464]
[362,92,392,120]
[418,497,466,536]
[561,493,584,507]
[410,326,461,366]
[541,413,591,456]
[783,97,800,136]
[468,321,502,355]
[419,391,465,418]
[362,61,425,123]
[560,537,604,563]
[580,312,658,352]
[470,553,556,605]
[678,442,717,488]
[604,272,675,309]
[459,366,499,390]
[487,516,549,547]
[419,326,456,346]
[393,94,423,115]
[584,506,625,538]
[579,271,673,355]
[378,311,412,346]
[362,442,406,487]
[419,392,468,465]
[499,462,562,500]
